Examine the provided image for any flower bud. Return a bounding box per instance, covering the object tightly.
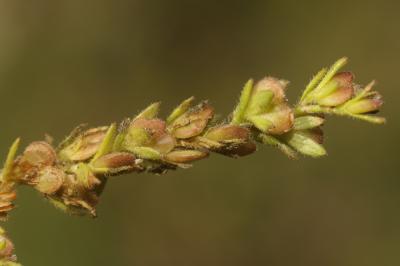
[205,125,251,141]
[204,125,256,157]
[59,127,108,161]
[165,150,208,163]
[344,95,383,114]
[284,131,326,157]
[34,166,65,194]
[130,119,166,139]
[252,77,288,105]
[294,116,324,130]
[92,152,136,169]
[123,118,176,155]
[249,104,294,135]
[243,77,294,135]
[170,103,214,139]
[315,72,354,107]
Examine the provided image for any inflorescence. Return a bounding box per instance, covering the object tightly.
[0,58,385,265]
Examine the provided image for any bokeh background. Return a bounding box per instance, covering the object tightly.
[0,0,398,265]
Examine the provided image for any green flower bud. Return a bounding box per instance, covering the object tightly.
[294,116,324,130]
[241,77,294,135]
[284,130,326,157]
[130,147,161,160]
[249,104,294,135]
[344,94,383,114]
[122,118,176,155]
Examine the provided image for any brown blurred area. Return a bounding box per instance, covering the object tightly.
[0,0,399,265]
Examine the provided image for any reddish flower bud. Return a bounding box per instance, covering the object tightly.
[315,72,354,107]
[244,77,294,135]
[252,77,288,104]
[130,118,166,140]
[204,125,256,157]
[170,103,214,139]
[317,86,353,106]
[205,125,250,141]
[165,150,208,163]
[92,152,136,169]
[256,104,294,135]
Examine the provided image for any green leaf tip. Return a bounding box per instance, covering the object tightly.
[231,79,254,125]
[300,57,348,104]
[258,133,298,159]
[91,124,117,162]
[301,68,328,101]
[135,102,161,120]
[166,96,195,124]
[1,138,21,182]
[315,57,348,92]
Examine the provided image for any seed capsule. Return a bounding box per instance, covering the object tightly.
[165,150,208,163]
[20,141,56,167]
[34,166,65,194]
[59,127,108,161]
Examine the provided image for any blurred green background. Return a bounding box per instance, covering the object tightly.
[0,0,398,265]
